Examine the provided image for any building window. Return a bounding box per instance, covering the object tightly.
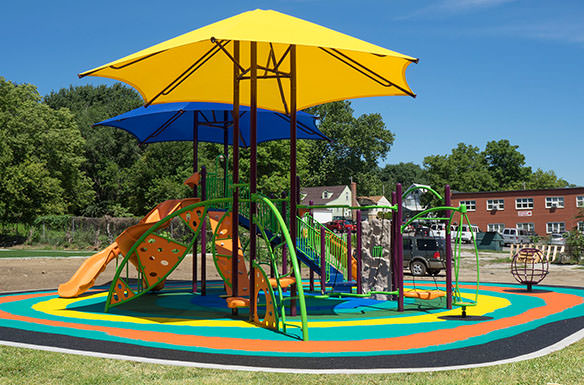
[578,221,584,232]
[487,199,504,211]
[545,197,564,208]
[460,200,476,211]
[487,223,505,233]
[577,196,584,208]
[322,190,330,199]
[346,192,349,201]
[517,223,535,232]
[546,222,565,234]
[515,198,534,209]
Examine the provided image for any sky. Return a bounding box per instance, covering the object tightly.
[2,0,583,185]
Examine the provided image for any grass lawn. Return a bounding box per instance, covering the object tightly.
[0,249,95,258]
[1,338,583,385]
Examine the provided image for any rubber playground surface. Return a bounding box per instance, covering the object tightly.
[0,280,583,373]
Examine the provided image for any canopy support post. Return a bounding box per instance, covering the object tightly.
[232,40,240,316]
[289,44,298,317]
[192,111,199,294]
[249,41,258,322]
[223,111,229,198]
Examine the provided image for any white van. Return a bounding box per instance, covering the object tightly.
[459,224,480,243]
[501,228,530,246]
[429,223,456,239]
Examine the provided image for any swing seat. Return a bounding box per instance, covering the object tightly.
[404,290,446,300]
[453,300,477,307]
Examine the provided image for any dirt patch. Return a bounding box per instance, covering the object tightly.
[0,248,582,293]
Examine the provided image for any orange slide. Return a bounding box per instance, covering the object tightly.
[58,197,200,298]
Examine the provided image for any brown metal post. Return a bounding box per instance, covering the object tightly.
[201,166,207,296]
[249,41,258,322]
[391,191,398,300]
[223,111,229,198]
[231,40,240,315]
[192,111,198,294]
[396,183,404,312]
[309,200,314,292]
[445,185,453,309]
[289,44,298,317]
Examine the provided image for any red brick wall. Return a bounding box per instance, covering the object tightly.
[451,188,584,235]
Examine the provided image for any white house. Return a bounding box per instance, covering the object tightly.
[300,184,355,223]
[357,195,392,221]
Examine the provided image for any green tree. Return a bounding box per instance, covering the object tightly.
[483,139,531,190]
[44,84,143,215]
[380,162,428,192]
[0,77,93,223]
[424,143,497,193]
[303,101,394,195]
[524,169,571,189]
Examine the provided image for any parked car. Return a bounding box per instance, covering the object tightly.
[429,223,456,239]
[501,228,531,246]
[325,219,356,233]
[459,224,480,243]
[403,236,446,276]
[550,233,567,246]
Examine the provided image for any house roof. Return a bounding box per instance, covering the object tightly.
[300,185,349,205]
[357,196,386,205]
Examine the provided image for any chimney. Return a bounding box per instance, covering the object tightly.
[351,181,357,221]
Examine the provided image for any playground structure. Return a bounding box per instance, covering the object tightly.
[511,247,550,292]
[58,9,484,343]
[60,160,482,341]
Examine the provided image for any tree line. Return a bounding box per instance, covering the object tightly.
[0,76,571,224]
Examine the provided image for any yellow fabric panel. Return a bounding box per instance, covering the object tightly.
[80,9,417,112]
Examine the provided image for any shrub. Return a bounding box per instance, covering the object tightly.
[564,229,584,264]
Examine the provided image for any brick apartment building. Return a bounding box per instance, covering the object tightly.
[451,187,584,235]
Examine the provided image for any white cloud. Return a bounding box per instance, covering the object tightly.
[481,20,584,44]
[399,0,517,20]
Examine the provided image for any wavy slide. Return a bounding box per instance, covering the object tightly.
[58,198,200,298]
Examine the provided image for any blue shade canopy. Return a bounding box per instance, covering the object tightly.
[94,102,328,147]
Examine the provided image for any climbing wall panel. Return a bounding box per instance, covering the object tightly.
[111,278,135,305]
[135,234,187,288]
[253,266,277,330]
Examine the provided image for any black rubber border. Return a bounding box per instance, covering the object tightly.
[1,316,583,370]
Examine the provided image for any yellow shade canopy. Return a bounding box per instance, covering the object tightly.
[80,9,418,113]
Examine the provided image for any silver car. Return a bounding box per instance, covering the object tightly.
[550,233,566,246]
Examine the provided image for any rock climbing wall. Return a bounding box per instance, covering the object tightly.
[360,218,393,300]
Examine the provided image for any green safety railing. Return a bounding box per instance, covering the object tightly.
[297,214,349,280]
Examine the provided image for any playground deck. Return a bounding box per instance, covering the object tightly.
[1,280,582,373]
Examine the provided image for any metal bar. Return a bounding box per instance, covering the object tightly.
[356,210,362,294]
[320,226,326,295]
[249,41,258,322]
[391,192,397,300]
[281,193,288,277]
[232,40,240,315]
[270,43,289,115]
[139,110,185,145]
[445,185,453,309]
[238,74,291,80]
[396,184,404,311]
[318,47,417,98]
[145,42,225,107]
[192,111,198,294]
[211,37,245,73]
[223,112,229,198]
[289,45,298,317]
[347,225,352,283]
[201,166,207,296]
[309,200,314,292]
